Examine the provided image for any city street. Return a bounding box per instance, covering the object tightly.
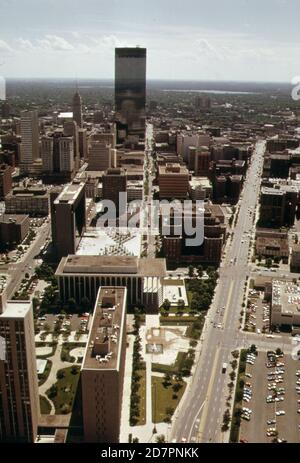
[5,221,51,298]
[170,140,274,443]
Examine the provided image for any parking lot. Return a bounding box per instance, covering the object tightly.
[240,351,300,443]
[245,291,271,334]
[37,314,89,333]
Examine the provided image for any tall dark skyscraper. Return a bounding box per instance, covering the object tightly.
[115,47,147,141]
[72,90,83,128]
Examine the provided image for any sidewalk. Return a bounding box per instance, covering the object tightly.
[120,315,169,443]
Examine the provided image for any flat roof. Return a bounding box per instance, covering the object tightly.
[189,177,212,188]
[159,164,189,175]
[58,112,73,118]
[82,287,126,370]
[55,182,85,204]
[56,255,167,278]
[261,187,284,196]
[0,301,31,319]
[0,214,28,224]
[272,280,300,314]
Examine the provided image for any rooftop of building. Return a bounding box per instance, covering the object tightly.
[256,236,289,251]
[0,300,31,319]
[270,153,290,160]
[261,184,299,195]
[115,47,146,57]
[58,112,73,119]
[272,280,300,314]
[159,163,189,175]
[189,177,212,188]
[82,287,126,371]
[256,228,288,238]
[105,168,126,176]
[7,186,48,198]
[0,214,28,225]
[261,187,285,196]
[230,175,243,181]
[56,255,167,278]
[55,181,85,205]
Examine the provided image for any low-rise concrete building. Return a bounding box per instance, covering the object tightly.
[5,186,49,215]
[0,214,30,246]
[255,228,289,262]
[55,255,167,312]
[271,280,300,330]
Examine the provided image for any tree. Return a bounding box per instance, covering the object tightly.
[67,298,77,313]
[71,366,79,375]
[162,299,171,312]
[163,373,172,388]
[188,266,194,278]
[44,323,51,333]
[156,435,166,443]
[266,258,273,268]
[57,370,65,380]
[250,344,257,355]
[177,299,185,312]
[166,406,174,416]
[80,297,90,312]
[48,384,57,398]
[173,382,183,393]
[197,265,203,278]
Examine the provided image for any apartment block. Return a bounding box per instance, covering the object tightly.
[81,287,127,443]
[0,301,39,442]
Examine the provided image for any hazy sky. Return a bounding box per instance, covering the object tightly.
[0,0,299,82]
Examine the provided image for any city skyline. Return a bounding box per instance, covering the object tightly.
[1,0,300,82]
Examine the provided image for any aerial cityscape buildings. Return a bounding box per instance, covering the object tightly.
[1,4,300,448]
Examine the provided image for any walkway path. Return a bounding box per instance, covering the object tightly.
[39,344,74,415]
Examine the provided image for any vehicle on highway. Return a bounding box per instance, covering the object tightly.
[222,363,228,374]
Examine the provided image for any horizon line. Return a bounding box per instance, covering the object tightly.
[3,77,294,85]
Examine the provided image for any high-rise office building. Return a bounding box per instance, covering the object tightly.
[81,286,127,443]
[41,136,54,173]
[20,110,39,174]
[78,128,88,159]
[1,101,11,119]
[41,132,75,177]
[64,120,79,169]
[102,168,127,216]
[0,301,39,442]
[72,91,83,128]
[115,47,147,141]
[88,139,115,172]
[51,181,86,259]
[158,163,190,199]
[59,137,74,173]
[0,164,12,200]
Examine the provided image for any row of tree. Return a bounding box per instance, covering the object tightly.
[130,314,145,426]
